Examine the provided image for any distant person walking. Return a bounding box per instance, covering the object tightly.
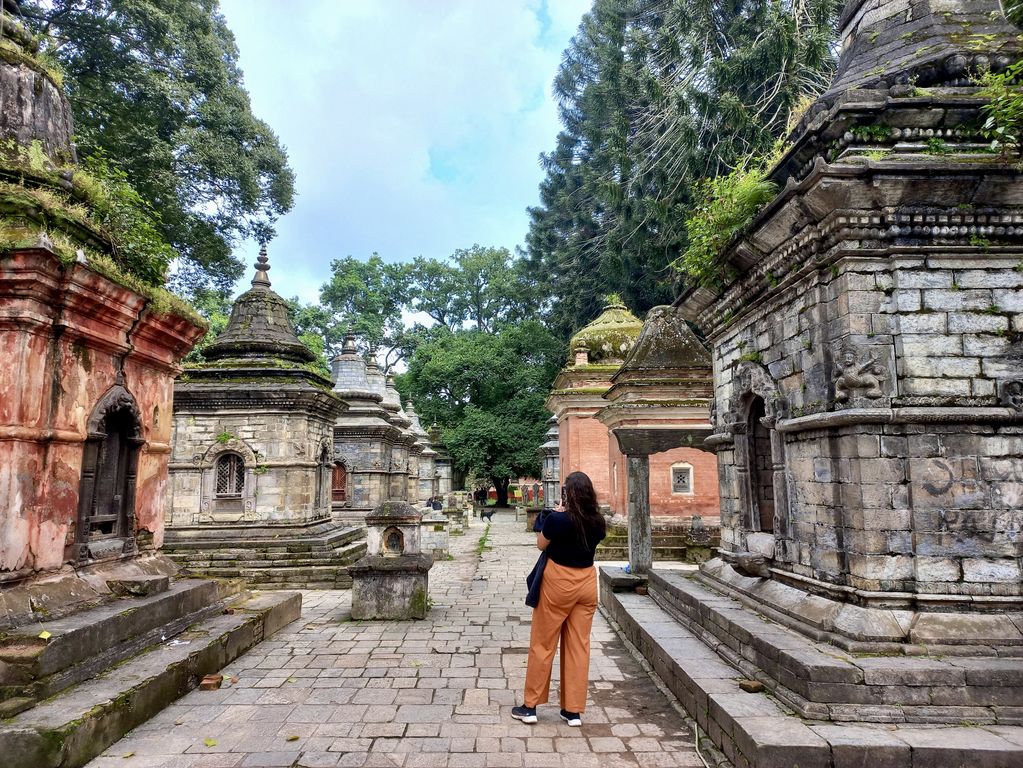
[512,471,607,726]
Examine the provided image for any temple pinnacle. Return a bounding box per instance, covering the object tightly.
[251,244,271,288]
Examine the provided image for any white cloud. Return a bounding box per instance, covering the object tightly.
[219,0,591,304]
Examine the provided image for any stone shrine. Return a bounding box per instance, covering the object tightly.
[330,333,402,522]
[547,297,720,564]
[540,416,561,505]
[596,304,720,571]
[350,501,433,620]
[406,402,439,502]
[602,2,1023,765]
[163,250,367,589]
[0,9,299,765]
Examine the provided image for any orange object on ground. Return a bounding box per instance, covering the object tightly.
[523,559,598,713]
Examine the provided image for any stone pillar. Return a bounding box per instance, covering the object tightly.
[626,454,652,574]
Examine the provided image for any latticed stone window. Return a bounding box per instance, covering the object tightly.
[671,463,693,495]
[215,454,245,497]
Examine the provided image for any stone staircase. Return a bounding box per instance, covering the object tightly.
[601,566,1023,768]
[0,575,300,768]
[596,522,718,564]
[163,520,367,589]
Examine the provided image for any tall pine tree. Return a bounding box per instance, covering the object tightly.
[527,0,840,340]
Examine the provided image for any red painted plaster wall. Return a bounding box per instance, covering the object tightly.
[0,249,202,577]
[559,413,613,507]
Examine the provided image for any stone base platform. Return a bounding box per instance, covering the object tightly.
[350,554,432,620]
[600,566,1023,768]
[597,521,720,564]
[0,581,300,768]
[164,520,366,589]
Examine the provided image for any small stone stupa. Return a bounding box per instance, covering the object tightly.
[165,248,367,589]
[349,501,433,620]
[330,333,401,522]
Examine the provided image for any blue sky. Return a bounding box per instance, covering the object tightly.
[217,0,592,304]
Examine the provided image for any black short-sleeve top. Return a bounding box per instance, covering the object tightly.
[541,511,606,568]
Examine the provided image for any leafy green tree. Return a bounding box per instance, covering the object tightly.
[406,246,536,333]
[21,0,296,295]
[183,287,232,362]
[527,0,839,339]
[317,254,411,367]
[403,321,564,507]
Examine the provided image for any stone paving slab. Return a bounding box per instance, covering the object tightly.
[84,518,709,768]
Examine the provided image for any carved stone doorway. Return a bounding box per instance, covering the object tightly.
[746,396,775,533]
[75,386,143,563]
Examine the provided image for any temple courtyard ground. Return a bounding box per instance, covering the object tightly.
[85,516,706,768]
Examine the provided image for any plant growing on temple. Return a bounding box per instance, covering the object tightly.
[672,160,779,287]
[979,59,1023,159]
[20,0,295,295]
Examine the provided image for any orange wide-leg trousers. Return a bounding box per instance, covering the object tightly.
[523,559,598,713]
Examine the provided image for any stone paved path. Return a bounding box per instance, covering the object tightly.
[86,516,706,768]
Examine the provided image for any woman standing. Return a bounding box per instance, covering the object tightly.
[512,471,607,726]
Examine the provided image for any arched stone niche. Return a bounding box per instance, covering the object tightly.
[198,438,258,522]
[727,362,791,559]
[74,385,144,563]
[331,450,357,510]
[382,526,404,556]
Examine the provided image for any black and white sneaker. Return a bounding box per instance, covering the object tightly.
[560,709,582,726]
[511,705,537,724]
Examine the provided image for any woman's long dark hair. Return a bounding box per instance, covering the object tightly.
[563,471,606,548]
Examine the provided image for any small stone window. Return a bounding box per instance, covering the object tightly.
[671,463,694,495]
[215,454,245,498]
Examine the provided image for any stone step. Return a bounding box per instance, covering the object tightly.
[0,580,223,711]
[600,567,1023,768]
[163,524,364,553]
[167,540,367,578]
[647,569,1023,718]
[0,591,301,768]
[596,547,689,562]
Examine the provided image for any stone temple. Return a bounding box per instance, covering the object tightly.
[164,256,446,589]
[547,297,721,563]
[603,2,1023,765]
[163,249,368,589]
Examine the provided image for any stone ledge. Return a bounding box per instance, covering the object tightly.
[0,590,301,768]
[600,568,1023,768]
[647,568,1023,719]
[700,558,1023,647]
[0,579,224,712]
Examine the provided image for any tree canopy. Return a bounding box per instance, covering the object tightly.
[525,0,840,339]
[20,0,296,295]
[400,320,564,507]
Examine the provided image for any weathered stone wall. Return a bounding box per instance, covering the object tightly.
[333,435,392,513]
[709,246,1023,596]
[168,408,335,525]
[1,248,201,576]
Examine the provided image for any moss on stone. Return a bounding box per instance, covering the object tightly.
[409,585,428,619]
[569,300,644,364]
